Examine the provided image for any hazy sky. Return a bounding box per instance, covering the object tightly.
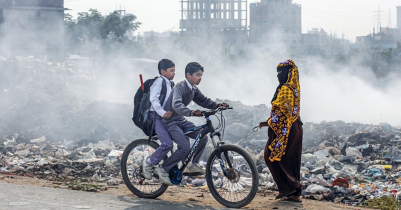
[64,0,401,42]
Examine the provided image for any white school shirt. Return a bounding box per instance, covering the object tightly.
[150,76,172,117]
[186,79,196,92]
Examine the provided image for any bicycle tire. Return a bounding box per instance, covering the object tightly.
[120,138,168,199]
[206,144,259,208]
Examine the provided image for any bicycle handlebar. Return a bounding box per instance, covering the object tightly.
[201,106,233,117]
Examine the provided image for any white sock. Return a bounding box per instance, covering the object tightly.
[187,161,193,168]
[146,157,152,165]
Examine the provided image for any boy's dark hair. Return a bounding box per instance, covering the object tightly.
[158,59,175,75]
[185,62,204,78]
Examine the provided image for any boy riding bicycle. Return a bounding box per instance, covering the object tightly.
[161,62,228,175]
[122,63,258,207]
[142,59,175,185]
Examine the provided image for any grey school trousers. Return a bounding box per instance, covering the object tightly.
[162,119,208,172]
[149,112,173,166]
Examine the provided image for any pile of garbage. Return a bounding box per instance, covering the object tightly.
[0,132,214,190]
[257,122,401,207]
[0,136,125,190]
[2,112,401,205]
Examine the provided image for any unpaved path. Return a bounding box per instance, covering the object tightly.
[0,174,369,210]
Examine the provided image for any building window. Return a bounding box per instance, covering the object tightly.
[293,40,296,44]
[262,20,266,24]
[292,30,295,34]
[271,20,275,24]
[255,20,259,24]
[285,30,288,33]
[292,11,295,15]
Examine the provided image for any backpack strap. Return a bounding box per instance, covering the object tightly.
[148,112,155,144]
[159,77,168,106]
[148,76,160,144]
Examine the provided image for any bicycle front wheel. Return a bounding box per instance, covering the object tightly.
[120,138,168,199]
[206,144,259,208]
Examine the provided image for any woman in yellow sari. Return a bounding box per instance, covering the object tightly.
[259,59,303,202]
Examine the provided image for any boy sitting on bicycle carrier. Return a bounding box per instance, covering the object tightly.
[142,59,176,185]
[160,62,229,176]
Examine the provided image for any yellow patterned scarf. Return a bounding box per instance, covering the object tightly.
[267,59,301,162]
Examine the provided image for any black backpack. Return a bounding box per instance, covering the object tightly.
[132,77,173,136]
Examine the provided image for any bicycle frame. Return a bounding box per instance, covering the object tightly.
[180,115,232,176]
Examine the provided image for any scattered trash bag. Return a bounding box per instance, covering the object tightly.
[333,178,349,188]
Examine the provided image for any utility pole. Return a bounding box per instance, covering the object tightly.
[374,5,385,33]
[387,9,392,28]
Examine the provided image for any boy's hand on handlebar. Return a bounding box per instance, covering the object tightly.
[191,109,202,117]
[218,103,229,108]
[163,111,172,119]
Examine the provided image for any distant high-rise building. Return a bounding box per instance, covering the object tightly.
[306,28,328,46]
[249,0,302,47]
[0,0,67,59]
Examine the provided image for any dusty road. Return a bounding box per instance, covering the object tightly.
[0,182,226,210]
[0,174,369,210]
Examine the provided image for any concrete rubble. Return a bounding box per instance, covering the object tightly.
[2,57,401,208]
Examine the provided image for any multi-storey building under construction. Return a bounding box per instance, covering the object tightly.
[179,0,248,53]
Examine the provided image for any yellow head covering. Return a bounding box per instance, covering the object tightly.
[267,59,301,162]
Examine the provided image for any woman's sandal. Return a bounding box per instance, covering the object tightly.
[275,190,297,199]
[282,196,302,203]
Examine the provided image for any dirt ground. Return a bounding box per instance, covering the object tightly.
[0,174,370,210]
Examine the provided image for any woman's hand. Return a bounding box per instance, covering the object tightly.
[259,121,269,128]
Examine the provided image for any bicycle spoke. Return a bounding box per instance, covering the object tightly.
[209,149,255,204]
[125,142,164,195]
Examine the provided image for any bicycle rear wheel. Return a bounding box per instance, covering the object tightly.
[206,144,259,208]
[120,138,168,199]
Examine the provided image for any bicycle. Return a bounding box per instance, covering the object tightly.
[120,106,259,208]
